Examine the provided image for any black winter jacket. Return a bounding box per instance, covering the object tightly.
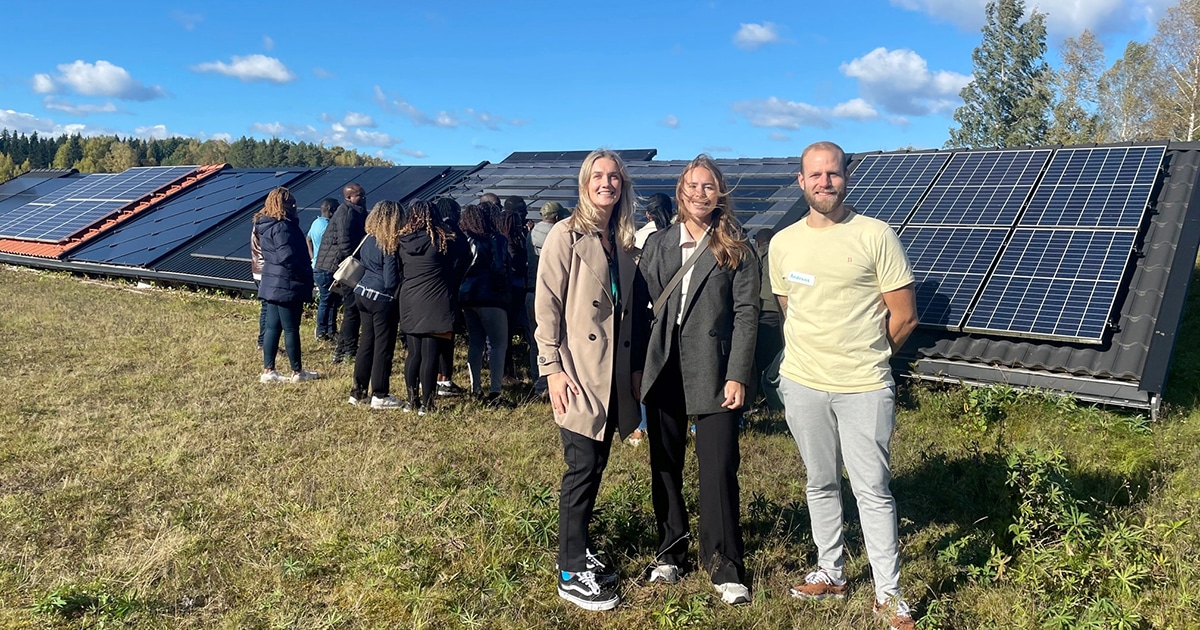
[397,230,466,334]
[459,233,511,309]
[315,201,367,273]
[254,214,313,303]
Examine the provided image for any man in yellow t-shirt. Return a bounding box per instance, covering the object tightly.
[769,141,919,630]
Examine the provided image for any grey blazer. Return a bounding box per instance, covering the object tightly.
[634,224,760,415]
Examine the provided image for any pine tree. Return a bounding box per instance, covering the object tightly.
[947,0,1052,148]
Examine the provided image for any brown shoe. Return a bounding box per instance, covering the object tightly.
[788,568,848,600]
[873,598,916,630]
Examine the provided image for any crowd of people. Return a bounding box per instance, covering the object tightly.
[248,142,919,630]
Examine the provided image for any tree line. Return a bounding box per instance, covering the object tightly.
[0,132,391,183]
[949,0,1200,147]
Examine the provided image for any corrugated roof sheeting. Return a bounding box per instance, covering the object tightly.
[69,168,310,267]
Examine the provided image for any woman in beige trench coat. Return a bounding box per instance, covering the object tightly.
[534,149,641,612]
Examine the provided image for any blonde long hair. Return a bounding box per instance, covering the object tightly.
[365,200,404,255]
[571,149,636,252]
[675,154,749,269]
[256,187,295,221]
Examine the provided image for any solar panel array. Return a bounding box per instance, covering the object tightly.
[844,145,1164,344]
[0,166,196,242]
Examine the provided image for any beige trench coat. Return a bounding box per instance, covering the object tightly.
[534,220,639,440]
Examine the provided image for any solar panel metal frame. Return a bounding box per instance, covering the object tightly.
[844,152,949,227]
[1019,145,1166,229]
[963,228,1137,343]
[0,166,197,242]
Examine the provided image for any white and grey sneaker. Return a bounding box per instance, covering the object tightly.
[714,582,751,605]
[648,564,680,584]
[290,370,319,383]
[557,570,619,611]
[371,395,404,410]
[259,370,288,384]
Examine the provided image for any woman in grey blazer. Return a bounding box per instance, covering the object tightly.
[633,154,760,605]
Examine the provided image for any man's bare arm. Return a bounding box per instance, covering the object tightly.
[881,285,918,351]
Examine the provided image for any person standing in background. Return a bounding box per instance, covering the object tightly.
[307,198,339,343]
[255,187,319,384]
[526,200,565,397]
[750,227,783,412]
[349,200,405,410]
[315,183,368,364]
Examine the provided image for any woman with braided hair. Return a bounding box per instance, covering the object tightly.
[397,200,468,414]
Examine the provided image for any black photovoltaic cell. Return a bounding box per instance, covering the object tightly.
[0,166,196,242]
[909,149,1051,226]
[900,227,1008,328]
[965,229,1136,342]
[845,153,948,226]
[1020,145,1165,229]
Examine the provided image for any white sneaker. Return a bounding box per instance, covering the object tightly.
[714,582,751,605]
[291,370,319,383]
[371,395,403,410]
[648,564,680,584]
[259,370,288,383]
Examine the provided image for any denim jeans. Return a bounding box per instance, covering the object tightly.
[313,268,340,337]
[263,300,304,372]
[465,306,508,394]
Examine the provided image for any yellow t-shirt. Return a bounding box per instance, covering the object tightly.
[769,210,914,393]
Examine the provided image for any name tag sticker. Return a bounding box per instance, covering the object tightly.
[787,271,815,286]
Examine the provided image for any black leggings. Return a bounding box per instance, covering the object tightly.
[405,334,448,406]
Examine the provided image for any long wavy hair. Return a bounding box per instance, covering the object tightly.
[571,149,636,252]
[365,200,404,256]
[458,203,495,240]
[256,187,295,221]
[675,154,749,269]
[399,200,455,254]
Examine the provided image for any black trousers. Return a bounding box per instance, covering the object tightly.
[352,294,399,398]
[645,339,745,584]
[337,289,363,356]
[405,334,446,407]
[558,415,616,573]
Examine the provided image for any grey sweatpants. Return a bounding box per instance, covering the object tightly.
[779,376,901,604]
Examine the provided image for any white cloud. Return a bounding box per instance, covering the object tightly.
[321,111,377,128]
[398,148,428,159]
[832,98,879,120]
[313,67,335,79]
[134,124,187,139]
[192,54,296,84]
[42,97,119,116]
[889,0,1173,37]
[172,10,203,30]
[733,22,782,50]
[31,60,167,101]
[839,47,969,116]
[732,97,833,129]
[263,35,275,51]
[251,119,405,150]
[207,132,233,142]
[768,132,791,142]
[660,114,680,129]
[374,86,520,131]
[0,109,97,136]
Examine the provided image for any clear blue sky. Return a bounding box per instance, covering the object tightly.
[0,0,1172,165]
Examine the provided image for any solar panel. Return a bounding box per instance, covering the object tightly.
[909,149,1051,226]
[845,153,948,226]
[964,229,1136,342]
[0,166,197,242]
[1020,145,1165,229]
[900,227,1009,329]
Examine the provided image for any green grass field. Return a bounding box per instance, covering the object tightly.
[1,264,1197,629]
